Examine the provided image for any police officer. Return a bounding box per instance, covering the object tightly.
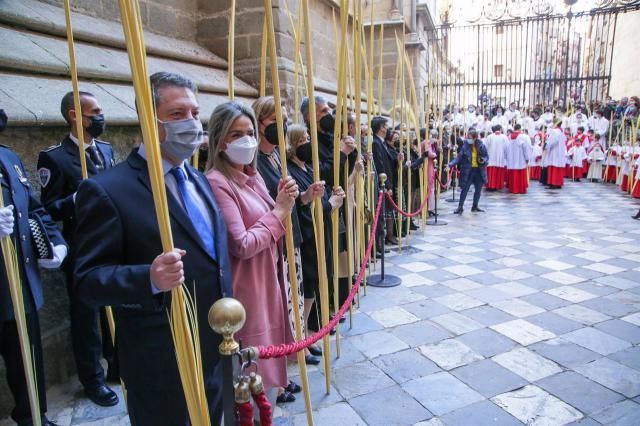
[36,92,118,407]
[0,109,67,425]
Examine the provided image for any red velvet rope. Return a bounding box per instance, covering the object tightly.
[256,191,384,359]
[385,191,430,217]
[237,400,253,426]
[252,391,273,426]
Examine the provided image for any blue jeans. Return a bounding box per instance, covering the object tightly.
[458,168,483,210]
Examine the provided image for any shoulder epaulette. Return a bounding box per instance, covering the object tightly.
[42,144,62,153]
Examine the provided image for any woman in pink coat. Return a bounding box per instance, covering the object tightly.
[205,101,298,401]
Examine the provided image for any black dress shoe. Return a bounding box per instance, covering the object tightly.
[409,221,419,230]
[304,354,321,365]
[453,208,463,214]
[471,207,485,212]
[633,212,640,220]
[308,345,323,356]
[276,390,296,403]
[85,384,119,407]
[286,380,302,393]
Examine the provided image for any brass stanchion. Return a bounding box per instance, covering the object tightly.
[209,298,246,426]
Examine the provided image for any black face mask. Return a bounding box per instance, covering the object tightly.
[0,109,7,133]
[296,142,312,163]
[85,114,106,138]
[319,114,335,134]
[263,122,286,146]
[393,140,400,148]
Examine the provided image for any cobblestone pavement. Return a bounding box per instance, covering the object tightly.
[3,181,640,425]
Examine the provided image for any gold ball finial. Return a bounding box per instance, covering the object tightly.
[208,297,246,355]
[379,173,387,185]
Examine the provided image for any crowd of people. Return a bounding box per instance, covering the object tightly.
[423,98,640,214]
[0,72,639,426]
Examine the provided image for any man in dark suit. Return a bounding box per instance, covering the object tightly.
[73,72,231,425]
[448,128,489,214]
[36,91,118,407]
[0,109,67,426]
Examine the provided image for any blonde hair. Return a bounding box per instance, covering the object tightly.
[206,101,258,182]
[286,123,307,160]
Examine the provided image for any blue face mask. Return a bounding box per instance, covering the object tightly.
[467,139,474,144]
[159,118,204,162]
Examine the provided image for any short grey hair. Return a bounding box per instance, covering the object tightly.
[300,95,328,123]
[150,72,197,108]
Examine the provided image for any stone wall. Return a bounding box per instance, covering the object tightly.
[40,0,199,40]
[609,9,640,99]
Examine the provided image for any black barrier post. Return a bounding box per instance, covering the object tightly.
[368,174,401,287]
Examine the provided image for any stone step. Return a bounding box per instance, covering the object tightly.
[0,25,257,97]
[0,0,224,68]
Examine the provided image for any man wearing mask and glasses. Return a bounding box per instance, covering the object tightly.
[37,91,119,408]
[73,72,231,425]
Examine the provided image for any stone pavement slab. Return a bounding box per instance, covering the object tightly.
[402,372,484,416]
[491,385,584,425]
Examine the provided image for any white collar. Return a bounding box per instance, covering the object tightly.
[69,133,95,148]
[137,143,183,176]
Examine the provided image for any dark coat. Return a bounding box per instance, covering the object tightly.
[0,146,65,321]
[37,136,115,251]
[371,134,396,190]
[449,140,489,186]
[73,149,232,404]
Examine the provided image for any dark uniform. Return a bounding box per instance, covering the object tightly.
[36,136,116,390]
[0,145,65,424]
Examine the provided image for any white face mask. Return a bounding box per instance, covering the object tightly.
[225,135,258,165]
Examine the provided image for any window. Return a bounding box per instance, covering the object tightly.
[496,26,504,35]
[494,64,503,78]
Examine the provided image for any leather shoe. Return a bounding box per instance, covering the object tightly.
[85,384,119,407]
[471,207,485,212]
[308,345,323,356]
[453,208,463,214]
[633,211,640,220]
[409,221,419,230]
[305,354,321,365]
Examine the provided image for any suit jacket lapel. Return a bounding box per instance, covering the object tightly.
[129,152,207,255]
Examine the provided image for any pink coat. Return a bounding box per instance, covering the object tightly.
[207,166,293,390]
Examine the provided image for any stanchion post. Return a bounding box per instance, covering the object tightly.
[427,161,448,226]
[446,147,458,202]
[209,298,246,426]
[368,174,401,287]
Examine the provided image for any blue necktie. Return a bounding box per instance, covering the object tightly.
[170,167,216,260]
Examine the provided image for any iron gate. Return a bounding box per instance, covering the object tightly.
[424,2,640,113]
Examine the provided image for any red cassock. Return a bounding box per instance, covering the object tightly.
[547,166,565,187]
[529,166,542,180]
[632,179,640,198]
[506,169,528,193]
[571,166,583,179]
[486,166,506,190]
[603,165,617,183]
[582,159,589,177]
[621,175,629,192]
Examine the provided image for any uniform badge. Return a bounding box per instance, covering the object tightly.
[15,164,28,184]
[38,167,51,187]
